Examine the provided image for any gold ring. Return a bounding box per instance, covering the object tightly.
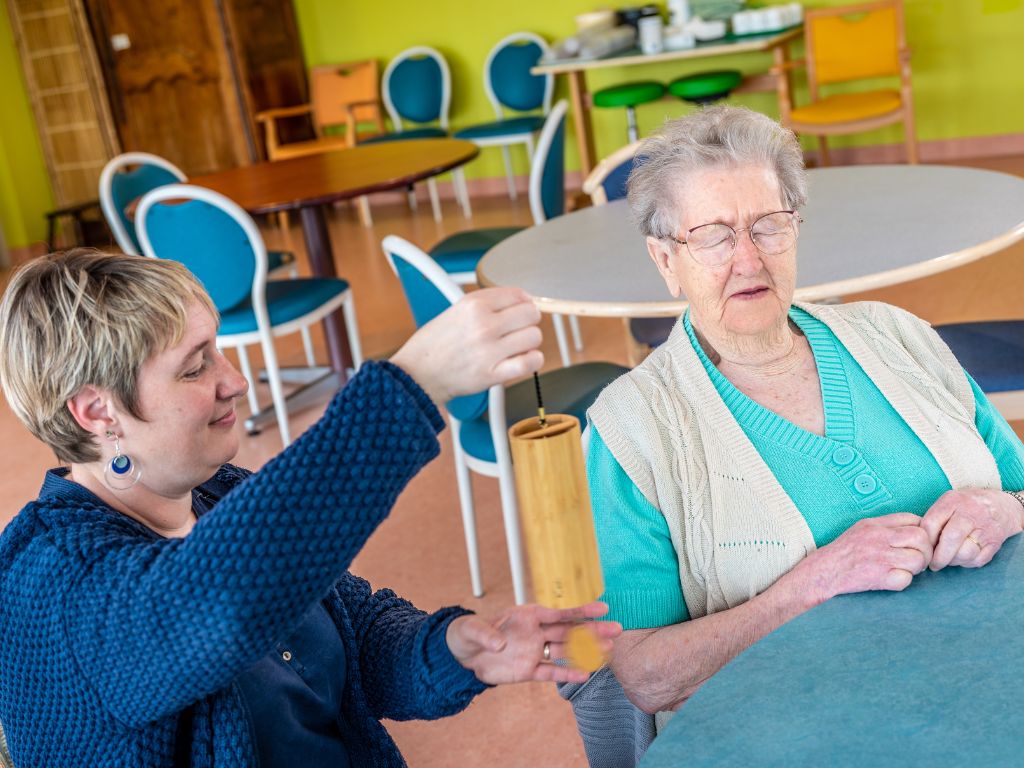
[542,641,551,662]
[967,533,983,549]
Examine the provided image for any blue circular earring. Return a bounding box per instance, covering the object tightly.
[103,431,142,490]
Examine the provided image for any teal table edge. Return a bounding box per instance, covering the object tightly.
[641,534,1024,766]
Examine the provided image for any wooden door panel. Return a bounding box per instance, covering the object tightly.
[86,0,249,175]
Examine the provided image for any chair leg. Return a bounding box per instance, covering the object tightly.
[817,136,831,167]
[427,177,442,223]
[276,210,294,254]
[500,144,517,201]
[569,314,584,352]
[454,168,472,218]
[626,106,639,143]
[341,291,364,371]
[258,335,291,447]
[552,313,572,368]
[496,451,528,605]
[357,196,373,227]
[300,327,316,368]
[407,185,418,211]
[450,420,484,598]
[235,344,261,417]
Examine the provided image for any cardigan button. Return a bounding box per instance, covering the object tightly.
[282,650,293,662]
[854,474,877,495]
[832,446,855,466]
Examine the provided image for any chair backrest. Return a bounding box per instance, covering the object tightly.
[309,59,384,137]
[804,0,904,91]
[382,46,451,131]
[582,140,644,206]
[99,152,186,255]
[135,184,269,320]
[381,235,489,422]
[484,32,553,119]
[528,99,569,225]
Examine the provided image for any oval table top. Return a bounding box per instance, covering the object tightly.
[641,534,1024,767]
[190,138,479,215]
[477,165,1024,317]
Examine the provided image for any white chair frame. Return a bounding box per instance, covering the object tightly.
[383,234,529,604]
[99,151,185,255]
[381,46,471,221]
[582,139,643,206]
[475,32,553,201]
[137,184,363,447]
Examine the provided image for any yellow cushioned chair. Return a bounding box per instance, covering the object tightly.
[776,0,917,166]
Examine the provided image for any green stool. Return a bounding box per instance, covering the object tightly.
[592,80,666,142]
[668,69,743,105]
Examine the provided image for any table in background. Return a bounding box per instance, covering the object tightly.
[532,27,802,176]
[193,138,478,431]
[477,165,1024,317]
[642,534,1024,766]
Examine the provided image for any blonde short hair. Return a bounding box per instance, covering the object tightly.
[0,249,216,464]
[628,105,808,240]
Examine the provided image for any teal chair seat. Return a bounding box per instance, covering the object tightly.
[360,126,448,144]
[458,361,627,463]
[267,249,294,272]
[219,277,351,335]
[430,226,524,274]
[454,115,546,140]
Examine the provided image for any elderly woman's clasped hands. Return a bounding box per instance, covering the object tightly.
[796,491,1024,602]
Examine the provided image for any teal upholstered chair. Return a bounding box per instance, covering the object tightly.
[99,152,315,367]
[382,234,627,603]
[360,46,471,221]
[934,321,1024,420]
[137,184,362,447]
[431,100,583,367]
[455,32,553,201]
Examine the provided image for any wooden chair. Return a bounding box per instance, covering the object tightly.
[255,60,384,225]
[775,0,917,166]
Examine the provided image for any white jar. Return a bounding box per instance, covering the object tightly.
[638,16,665,55]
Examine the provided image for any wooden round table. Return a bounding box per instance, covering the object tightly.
[192,138,479,371]
[641,535,1024,766]
[192,139,478,432]
[477,165,1024,318]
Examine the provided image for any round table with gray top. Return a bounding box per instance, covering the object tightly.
[476,165,1024,317]
[640,534,1024,767]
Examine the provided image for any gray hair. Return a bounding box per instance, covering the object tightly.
[0,249,216,464]
[628,105,807,239]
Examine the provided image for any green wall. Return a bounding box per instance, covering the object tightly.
[0,0,53,251]
[1,0,1022,248]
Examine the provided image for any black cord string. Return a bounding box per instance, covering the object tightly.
[533,372,547,427]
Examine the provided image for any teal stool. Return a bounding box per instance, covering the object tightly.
[668,69,743,105]
[592,80,666,142]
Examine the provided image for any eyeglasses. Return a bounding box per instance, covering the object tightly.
[667,210,803,267]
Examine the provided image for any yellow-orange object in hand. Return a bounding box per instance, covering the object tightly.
[508,414,607,671]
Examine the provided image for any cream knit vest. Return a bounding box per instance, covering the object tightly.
[588,301,1001,621]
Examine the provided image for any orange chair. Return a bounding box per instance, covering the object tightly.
[255,59,384,161]
[776,0,917,166]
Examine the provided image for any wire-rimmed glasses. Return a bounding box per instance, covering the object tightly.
[667,210,803,267]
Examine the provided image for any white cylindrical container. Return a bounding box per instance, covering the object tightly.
[667,0,691,27]
[638,16,664,55]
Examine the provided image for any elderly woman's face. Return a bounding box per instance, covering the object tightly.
[647,164,797,340]
[118,300,248,494]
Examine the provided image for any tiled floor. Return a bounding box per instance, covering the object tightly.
[2,153,1023,766]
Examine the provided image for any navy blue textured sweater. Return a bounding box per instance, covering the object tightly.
[0,361,487,766]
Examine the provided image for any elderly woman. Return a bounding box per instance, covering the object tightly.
[574,106,1024,762]
[0,249,620,766]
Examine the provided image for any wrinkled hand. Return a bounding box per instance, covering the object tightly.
[446,601,622,685]
[390,287,543,406]
[799,513,933,601]
[920,489,1022,571]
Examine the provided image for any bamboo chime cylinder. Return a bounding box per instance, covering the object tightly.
[508,413,606,671]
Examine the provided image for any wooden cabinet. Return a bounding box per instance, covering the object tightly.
[7,0,309,208]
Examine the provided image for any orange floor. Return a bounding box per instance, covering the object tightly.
[1,154,1022,766]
